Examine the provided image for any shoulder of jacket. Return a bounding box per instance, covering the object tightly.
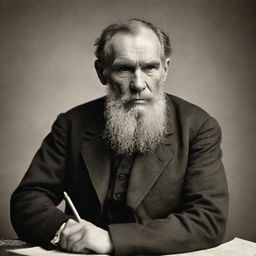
[59,97,105,121]
[166,93,212,121]
[166,93,220,139]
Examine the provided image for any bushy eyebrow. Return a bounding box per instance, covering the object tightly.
[141,62,160,68]
[112,61,133,68]
[112,59,161,67]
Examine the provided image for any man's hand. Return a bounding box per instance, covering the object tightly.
[59,219,113,254]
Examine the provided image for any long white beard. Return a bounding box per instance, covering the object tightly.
[103,87,168,156]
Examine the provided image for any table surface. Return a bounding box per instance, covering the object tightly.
[0,240,30,256]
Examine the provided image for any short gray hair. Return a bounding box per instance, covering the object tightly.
[94,18,172,65]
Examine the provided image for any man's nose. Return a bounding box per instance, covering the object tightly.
[129,70,146,92]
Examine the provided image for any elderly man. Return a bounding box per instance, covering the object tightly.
[11,19,229,255]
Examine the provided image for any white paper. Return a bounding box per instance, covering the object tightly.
[8,238,256,256]
[8,246,107,256]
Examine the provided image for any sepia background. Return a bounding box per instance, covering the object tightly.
[0,0,256,242]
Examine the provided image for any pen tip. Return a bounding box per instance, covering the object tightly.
[63,191,67,197]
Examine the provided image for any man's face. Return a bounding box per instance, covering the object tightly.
[102,27,169,117]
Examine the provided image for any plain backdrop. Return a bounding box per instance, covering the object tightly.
[0,0,256,242]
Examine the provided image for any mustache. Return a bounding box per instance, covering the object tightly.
[121,95,153,104]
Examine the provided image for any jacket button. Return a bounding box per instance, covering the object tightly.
[115,193,124,201]
[119,173,128,181]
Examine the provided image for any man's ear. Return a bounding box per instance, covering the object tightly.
[94,60,107,85]
[163,58,170,82]
[164,58,170,73]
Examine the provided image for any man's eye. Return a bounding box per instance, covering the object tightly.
[144,65,158,71]
[116,66,131,72]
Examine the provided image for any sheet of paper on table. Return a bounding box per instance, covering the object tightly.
[8,237,256,256]
[8,246,108,256]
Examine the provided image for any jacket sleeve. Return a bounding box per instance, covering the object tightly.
[10,113,71,246]
[108,117,229,255]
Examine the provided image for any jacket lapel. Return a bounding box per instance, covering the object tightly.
[81,112,111,211]
[127,105,175,211]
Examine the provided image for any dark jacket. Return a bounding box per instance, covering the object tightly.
[11,94,229,255]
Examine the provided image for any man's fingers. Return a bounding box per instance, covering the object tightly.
[59,220,82,250]
[59,219,91,251]
[66,231,84,252]
[61,221,83,237]
[70,233,95,254]
[65,218,77,227]
[59,219,113,254]
[70,233,87,253]
[59,230,67,250]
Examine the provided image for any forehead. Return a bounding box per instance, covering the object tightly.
[107,28,162,63]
